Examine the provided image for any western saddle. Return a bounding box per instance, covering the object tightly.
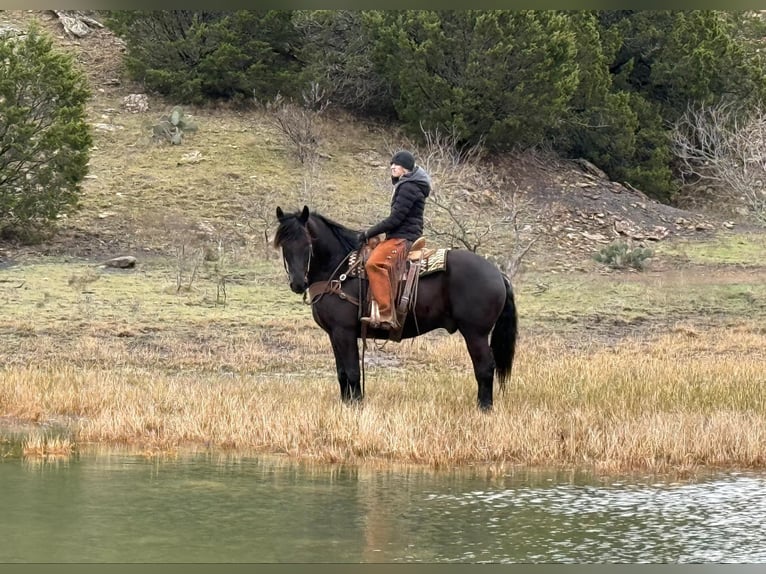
[361,235,435,341]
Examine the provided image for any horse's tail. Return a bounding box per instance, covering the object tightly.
[491,274,517,391]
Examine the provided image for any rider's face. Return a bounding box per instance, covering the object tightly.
[391,164,406,178]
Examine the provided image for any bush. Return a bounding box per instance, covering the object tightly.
[107,11,303,104]
[367,11,580,150]
[294,11,393,118]
[0,25,92,240]
[594,240,653,270]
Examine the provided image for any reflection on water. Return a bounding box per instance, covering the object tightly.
[0,448,764,563]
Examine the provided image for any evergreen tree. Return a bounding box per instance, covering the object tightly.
[583,10,766,200]
[294,10,394,117]
[106,9,766,203]
[368,10,581,150]
[107,11,303,104]
[0,26,92,239]
[555,12,675,199]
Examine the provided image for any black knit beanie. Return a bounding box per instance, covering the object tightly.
[391,150,415,171]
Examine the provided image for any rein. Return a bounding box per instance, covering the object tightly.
[303,251,359,305]
[303,249,368,398]
[278,215,374,401]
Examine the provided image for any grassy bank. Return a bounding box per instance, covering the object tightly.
[2,326,764,474]
[2,250,765,474]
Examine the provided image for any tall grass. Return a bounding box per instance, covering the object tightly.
[22,431,75,458]
[1,325,764,473]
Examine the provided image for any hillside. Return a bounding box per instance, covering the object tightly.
[1,10,751,274]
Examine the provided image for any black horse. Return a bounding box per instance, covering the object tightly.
[273,205,517,410]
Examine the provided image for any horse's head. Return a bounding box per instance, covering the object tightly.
[274,205,312,294]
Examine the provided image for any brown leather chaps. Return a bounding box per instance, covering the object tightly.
[364,237,408,321]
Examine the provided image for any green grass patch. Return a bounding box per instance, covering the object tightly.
[0,257,312,330]
[655,232,766,266]
[517,266,766,335]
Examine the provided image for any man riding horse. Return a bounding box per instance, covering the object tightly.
[357,150,432,330]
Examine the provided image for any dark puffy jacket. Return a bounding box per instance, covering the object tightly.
[366,166,431,242]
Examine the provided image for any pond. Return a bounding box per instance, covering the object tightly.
[1,445,764,563]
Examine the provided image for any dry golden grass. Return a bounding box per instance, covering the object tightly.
[2,322,764,474]
[22,432,75,458]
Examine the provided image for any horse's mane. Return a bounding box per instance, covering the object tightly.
[274,210,359,254]
[311,213,359,253]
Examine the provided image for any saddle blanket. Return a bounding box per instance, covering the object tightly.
[348,247,449,277]
[418,248,448,276]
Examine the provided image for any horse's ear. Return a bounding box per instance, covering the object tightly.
[276,206,284,220]
[299,205,310,225]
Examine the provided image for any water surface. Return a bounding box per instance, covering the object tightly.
[0,449,763,563]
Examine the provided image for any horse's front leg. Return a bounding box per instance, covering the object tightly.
[329,329,362,404]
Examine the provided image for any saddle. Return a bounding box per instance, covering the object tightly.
[357,236,440,342]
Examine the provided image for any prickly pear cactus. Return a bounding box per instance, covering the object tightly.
[150,106,197,145]
[170,106,182,127]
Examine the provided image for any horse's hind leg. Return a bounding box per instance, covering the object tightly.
[330,331,362,404]
[462,332,496,411]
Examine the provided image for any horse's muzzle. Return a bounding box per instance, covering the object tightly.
[290,280,307,294]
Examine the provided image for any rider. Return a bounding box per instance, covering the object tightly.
[358,150,432,329]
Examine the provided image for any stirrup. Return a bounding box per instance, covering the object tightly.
[361,316,395,330]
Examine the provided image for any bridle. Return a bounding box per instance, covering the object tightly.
[281,230,313,291]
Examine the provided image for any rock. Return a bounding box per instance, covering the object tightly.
[0,26,24,39]
[574,158,608,179]
[101,256,137,269]
[646,226,670,241]
[51,10,103,38]
[123,94,149,113]
[178,150,204,165]
[582,232,609,243]
[614,220,669,241]
[93,123,124,132]
[613,219,633,236]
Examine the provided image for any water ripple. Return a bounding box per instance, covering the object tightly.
[422,474,766,562]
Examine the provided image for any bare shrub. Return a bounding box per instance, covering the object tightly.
[257,84,332,212]
[174,243,204,293]
[206,237,228,306]
[671,102,766,224]
[244,194,280,261]
[149,215,210,293]
[390,126,538,278]
[494,180,540,279]
[257,85,329,166]
[67,268,101,291]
